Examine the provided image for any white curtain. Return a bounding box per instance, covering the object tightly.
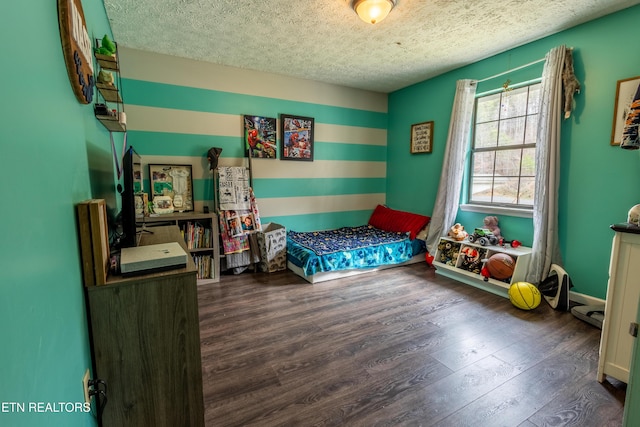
[526,46,566,284]
[426,79,477,253]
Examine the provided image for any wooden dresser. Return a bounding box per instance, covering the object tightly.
[85,226,204,426]
[597,223,640,384]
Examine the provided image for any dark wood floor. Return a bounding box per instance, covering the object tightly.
[197,263,626,427]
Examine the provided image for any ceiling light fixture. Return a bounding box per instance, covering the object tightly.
[351,0,396,24]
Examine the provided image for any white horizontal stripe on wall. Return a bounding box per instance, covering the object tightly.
[140,155,247,180]
[126,105,241,136]
[251,159,386,179]
[257,194,386,217]
[126,106,386,147]
[119,47,388,113]
[318,123,387,146]
[137,155,384,181]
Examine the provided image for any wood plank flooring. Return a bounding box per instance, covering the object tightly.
[197,263,626,426]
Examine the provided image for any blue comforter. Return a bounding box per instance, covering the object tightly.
[287,225,415,276]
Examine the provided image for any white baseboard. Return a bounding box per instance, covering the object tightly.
[570,290,605,307]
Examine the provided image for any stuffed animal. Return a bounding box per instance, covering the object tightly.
[437,241,459,266]
[95,34,117,56]
[483,216,501,240]
[459,246,483,274]
[97,70,114,86]
[448,223,468,241]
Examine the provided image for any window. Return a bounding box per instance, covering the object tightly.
[467,83,541,210]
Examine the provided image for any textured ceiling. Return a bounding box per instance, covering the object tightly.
[103,0,640,93]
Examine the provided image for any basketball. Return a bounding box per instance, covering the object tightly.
[509,282,541,310]
[486,253,515,279]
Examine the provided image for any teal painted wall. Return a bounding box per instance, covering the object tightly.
[388,5,640,299]
[1,1,118,425]
[118,48,389,232]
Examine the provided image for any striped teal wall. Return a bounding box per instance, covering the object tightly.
[119,48,388,232]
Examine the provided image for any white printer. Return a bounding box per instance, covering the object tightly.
[120,242,188,276]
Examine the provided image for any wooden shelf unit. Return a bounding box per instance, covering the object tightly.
[137,212,220,284]
[433,236,532,298]
[93,42,126,132]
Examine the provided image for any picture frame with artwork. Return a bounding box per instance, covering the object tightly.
[243,115,277,158]
[280,114,314,161]
[149,164,194,212]
[410,121,434,154]
[611,76,640,146]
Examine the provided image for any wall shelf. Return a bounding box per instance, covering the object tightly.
[95,113,126,132]
[93,39,125,132]
[96,82,122,103]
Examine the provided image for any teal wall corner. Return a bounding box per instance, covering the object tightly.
[387,5,640,299]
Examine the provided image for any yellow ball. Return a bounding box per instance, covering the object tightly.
[508,281,541,310]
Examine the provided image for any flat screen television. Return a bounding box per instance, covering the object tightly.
[119,146,143,248]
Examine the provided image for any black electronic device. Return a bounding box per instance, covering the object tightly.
[120,146,143,248]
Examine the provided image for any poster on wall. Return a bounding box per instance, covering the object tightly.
[244,115,277,158]
[280,114,314,161]
[611,76,640,146]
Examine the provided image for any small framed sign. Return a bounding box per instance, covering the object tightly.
[410,121,434,154]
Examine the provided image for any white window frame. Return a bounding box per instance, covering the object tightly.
[460,79,542,218]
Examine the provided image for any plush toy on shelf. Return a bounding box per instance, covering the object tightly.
[483,216,502,240]
[97,70,114,86]
[448,223,468,241]
[481,215,523,248]
[95,34,117,56]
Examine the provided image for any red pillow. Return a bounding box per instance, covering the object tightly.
[368,205,431,240]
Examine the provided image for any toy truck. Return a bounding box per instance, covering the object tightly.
[467,228,499,246]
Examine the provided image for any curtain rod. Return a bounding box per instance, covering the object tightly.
[476,57,546,83]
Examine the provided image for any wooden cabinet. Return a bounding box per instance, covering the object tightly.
[138,212,220,284]
[432,236,532,298]
[85,226,204,426]
[597,225,640,384]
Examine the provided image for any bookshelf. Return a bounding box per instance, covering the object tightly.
[137,212,220,284]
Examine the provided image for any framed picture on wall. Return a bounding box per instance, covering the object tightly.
[280,114,314,161]
[611,76,640,146]
[410,121,434,154]
[243,115,277,158]
[149,164,194,212]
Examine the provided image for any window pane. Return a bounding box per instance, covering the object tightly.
[521,148,536,176]
[476,93,500,123]
[518,177,535,205]
[528,85,541,114]
[495,148,522,177]
[524,114,538,145]
[475,122,498,148]
[470,177,493,203]
[493,177,519,204]
[498,117,526,146]
[500,87,528,119]
[472,151,495,176]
